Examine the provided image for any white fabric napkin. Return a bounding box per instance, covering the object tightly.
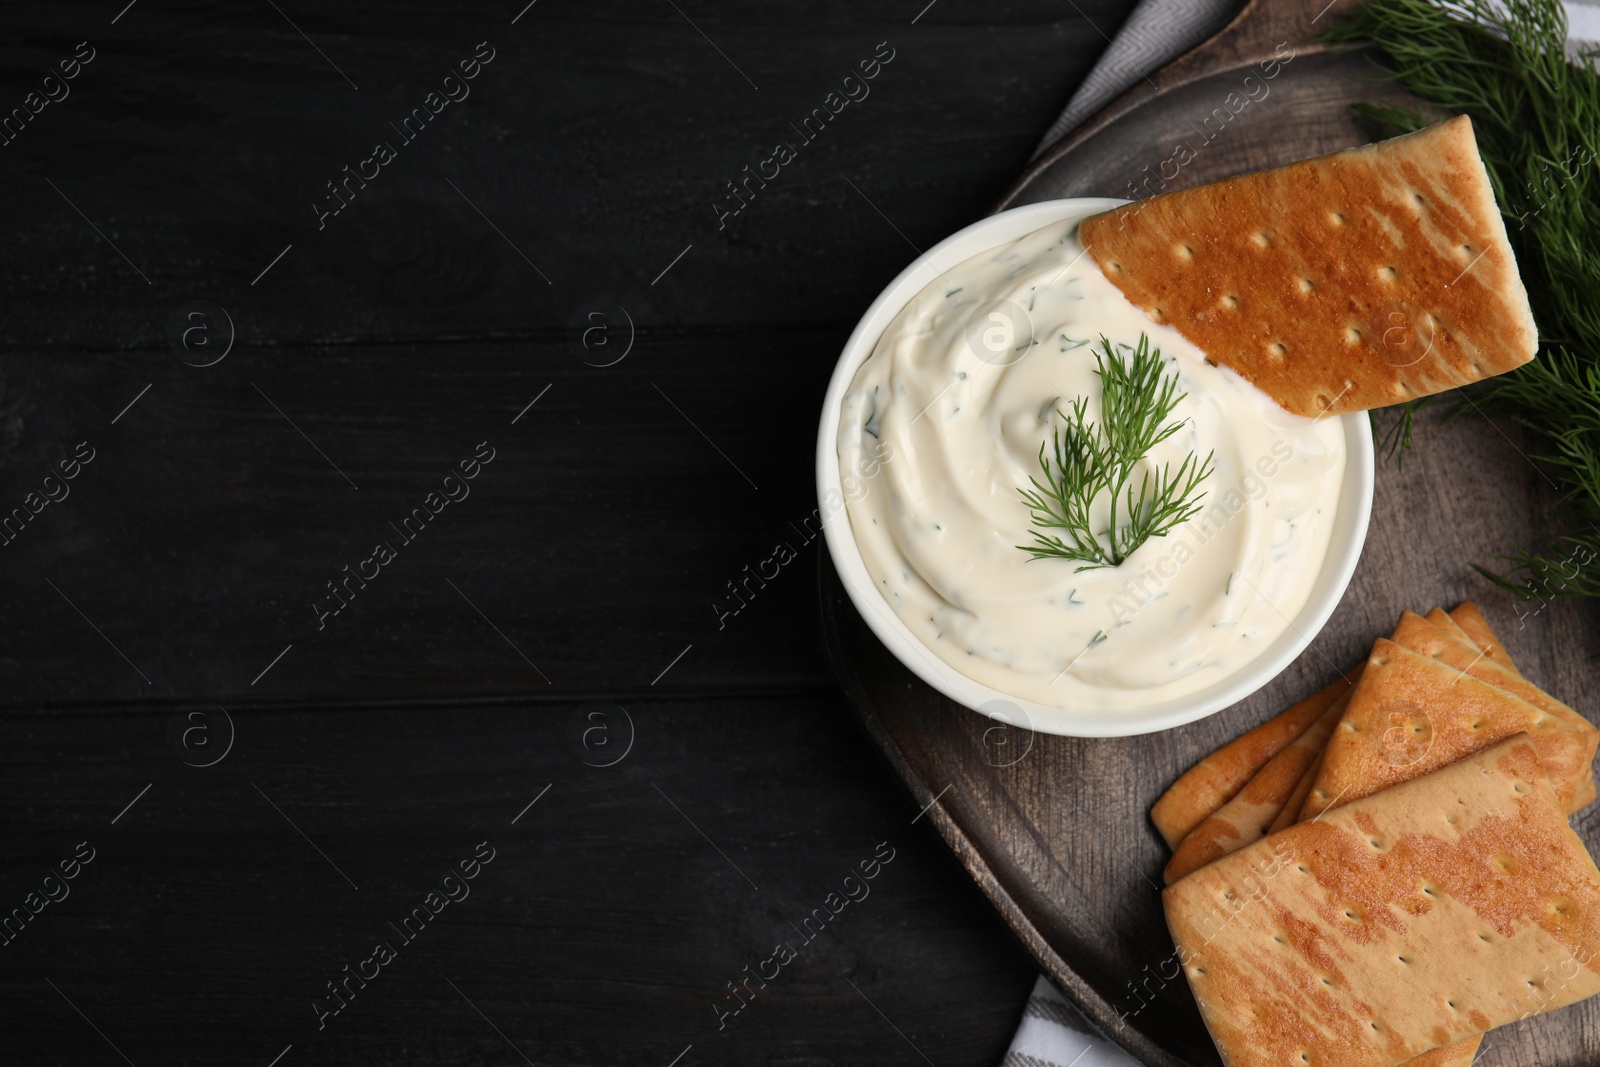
[1032,0,1599,159]
[1031,0,1241,159]
[1001,975,1141,1067]
[1006,2,1597,1065]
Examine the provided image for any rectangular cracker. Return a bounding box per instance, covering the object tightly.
[1392,609,1598,809]
[1164,735,1600,1067]
[1422,606,1481,659]
[1278,743,1483,1067]
[1166,695,1348,884]
[1281,636,1489,1066]
[1302,639,1589,818]
[1271,752,1322,836]
[1449,601,1522,677]
[1402,1040,1481,1067]
[1152,672,1357,848]
[1079,116,1537,417]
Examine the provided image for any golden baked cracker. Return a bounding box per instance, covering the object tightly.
[1449,601,1522,677]
[1152,672,1356,848]
[1302,640,1590,818]
[1166,695,1346,884]
[1403,1040,1481,1067]
[1423,605,1481,652]
[1270,752,1322,836]
[1276,746,1484,1067]
[1392,609,1598,808]
[1165,735,1600,1067]
[1080,116,1537,417]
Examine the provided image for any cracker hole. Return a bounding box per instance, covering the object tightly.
[1378,265,1397,282]
[1344,327,1361,343]
[1320,976,1334,987]
[1412,191,1426,208]
[1296,864,1310,874]
[1329,211,1345,226]
[1267,342,1287,359]
[1372,656,1389,667]
[1478,932,1491,942]
[1251,231,1271,248]
[1108,261,1123,273]
[1177,243,1194,260]
[1513,780,1530,795]
[1460,243,1473,258]
[1297,278,1314,293]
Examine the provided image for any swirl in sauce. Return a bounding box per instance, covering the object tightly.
[837,220,1346,710]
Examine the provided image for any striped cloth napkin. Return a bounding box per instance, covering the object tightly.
[1005,2,1599,1064]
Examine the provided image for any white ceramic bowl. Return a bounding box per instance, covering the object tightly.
[816,198,1374,738]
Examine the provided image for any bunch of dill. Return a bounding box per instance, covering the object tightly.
[1327,0,1600,598]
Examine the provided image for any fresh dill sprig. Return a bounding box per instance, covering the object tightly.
[1018,334,1214,570]
[1326,0,1600,599]
[1372,403,1415,467]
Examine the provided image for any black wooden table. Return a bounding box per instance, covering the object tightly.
[0,2,1143,1063]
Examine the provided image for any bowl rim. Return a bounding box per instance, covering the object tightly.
[815,197,1375,738]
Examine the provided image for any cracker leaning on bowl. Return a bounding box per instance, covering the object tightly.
[1078,115,1537,417]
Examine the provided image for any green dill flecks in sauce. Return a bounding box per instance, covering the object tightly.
[835,219,1345,710]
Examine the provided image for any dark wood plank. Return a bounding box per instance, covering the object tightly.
[0,328,854,705]
[0,693,1038,1064]
[0,0,1133,349]
[826,0,1600,1063]
[0,1,1163,1063]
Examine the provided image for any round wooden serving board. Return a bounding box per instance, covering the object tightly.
[819,0,1600,1063]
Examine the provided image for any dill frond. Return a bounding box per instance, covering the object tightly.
[1327,0,1600,597]
[1018,334,1214,570]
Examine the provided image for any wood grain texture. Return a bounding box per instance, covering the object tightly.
[0,0,1152,1062]
[827,0,1600,1063]
[0,332,840,705]
[0,0,1130,349]
[0,695,1037,1065]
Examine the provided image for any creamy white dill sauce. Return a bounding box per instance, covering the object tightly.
[837,221,1346,710]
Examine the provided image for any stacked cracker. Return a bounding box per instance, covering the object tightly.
[1153,604,1600,1067]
